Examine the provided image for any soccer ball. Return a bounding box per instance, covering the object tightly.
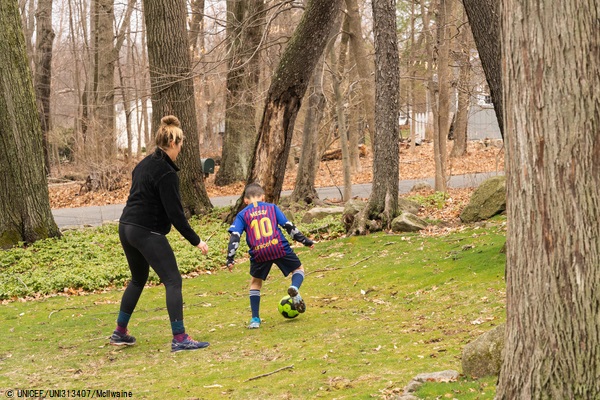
[278,295,299,319]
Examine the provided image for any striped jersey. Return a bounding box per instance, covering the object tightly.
[228,201,292,262]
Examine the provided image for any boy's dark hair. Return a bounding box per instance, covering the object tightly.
[244,183,265,199]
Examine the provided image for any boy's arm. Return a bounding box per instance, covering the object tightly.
[226,232,241,269]
[283,221,314,247]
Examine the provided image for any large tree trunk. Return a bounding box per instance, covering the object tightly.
[330,14,352,202]
[345,0,375,145]
[461,0,503,138]
[449,3,471,158]
[34,0,54,175]
[497,1,600,398]
[0,0,60,248]
[143,0,212,214]
[434,0,450,192]
[290,55,327,204]
[350,0,400,235]
[215,0,265,186]
[92,0,116,162]
[238,0,342,209]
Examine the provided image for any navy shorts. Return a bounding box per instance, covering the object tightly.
[250,252,302,281]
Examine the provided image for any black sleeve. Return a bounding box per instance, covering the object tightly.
[283,221,314,246]
[158,172,201,246]
[226,232,241,264]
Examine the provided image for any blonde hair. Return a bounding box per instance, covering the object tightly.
[155,115,184,150]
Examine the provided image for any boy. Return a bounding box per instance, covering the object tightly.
[226,183,314,329]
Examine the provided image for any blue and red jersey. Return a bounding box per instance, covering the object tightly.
[228,201,293,262]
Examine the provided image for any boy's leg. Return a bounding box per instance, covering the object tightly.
[248,277,263,328]
[275,254,307,313]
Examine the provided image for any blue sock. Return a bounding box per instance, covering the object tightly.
[116,311,131,332]
[171,320,185,336]
[250,289,260,319]
[291,270,305,290]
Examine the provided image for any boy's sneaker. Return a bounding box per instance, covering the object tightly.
[171,335,210,352]
[287,286,306,313]
[110,330,136,346]
[247,317,261,329]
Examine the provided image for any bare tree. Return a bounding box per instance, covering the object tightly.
[215,0,266,186]
[496,1,600,398]
[461,0,503,138]
[232,0,343,211]
[433,0,451,192]
[143,0,212,214]
[34,0,55,174]
[290,54,327,204]
[0,0,60,248]
[350,0,400,234]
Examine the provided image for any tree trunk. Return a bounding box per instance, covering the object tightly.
[350,0,400,235]
[143,0,212,214]
[329,14,352,202]
[215,0,265,186]
[34,0,54,175]
[0,0,60,248]
[461,0,503,138]
[92,0,116,162]
[232,0,342,213]
[290,55,327,204]
[497,1,600,398]
[434,0,450,192]
[449,3,471,158]
[345,0,375,146]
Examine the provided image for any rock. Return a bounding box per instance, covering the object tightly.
[393,370,460,400]
[460,175,506,223]
[398,198,421,215]
[462,323,505,378]
[342,200,366,232]
[301,206,345,223]
[391,212,428,232]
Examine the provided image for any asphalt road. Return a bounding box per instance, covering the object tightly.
[51,171,502,229]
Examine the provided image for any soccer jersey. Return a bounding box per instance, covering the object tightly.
[228,201,293,262]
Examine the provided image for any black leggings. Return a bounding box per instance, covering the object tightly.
[118,223,183,322]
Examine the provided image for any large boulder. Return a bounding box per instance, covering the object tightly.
[460,176,506,223]
[398,198,421,215]
[462,323,505,378]
[301,206,345,223]
[342,200,366,232]
[391,212,428,232]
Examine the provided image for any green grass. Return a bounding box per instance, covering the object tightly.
[0,211,506,399]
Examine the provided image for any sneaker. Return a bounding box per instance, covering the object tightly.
[247,317,261,329]
[110,330,136,346]
[288,286,306,313]
[171,334,210,352]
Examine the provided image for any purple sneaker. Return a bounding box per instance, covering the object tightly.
[171,335,210,352]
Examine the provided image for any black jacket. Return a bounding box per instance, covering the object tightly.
[119,148,201,246]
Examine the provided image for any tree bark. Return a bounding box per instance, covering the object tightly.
[329,13,352,202]
[233,0,342,212]
[461,0,503,138]
[350,0,400,235]
[215,0,265,186]
[34,0,54,175]
[290,54,327,204]
[345,0,375,146]
[0,0,60,248]
[449,3,471,158]
[434,0,450,192]
[144,0,212,214]
[497,1,600,398]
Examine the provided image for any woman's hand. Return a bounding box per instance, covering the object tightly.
[197,240,209,255]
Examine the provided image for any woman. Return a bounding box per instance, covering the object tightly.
[110,115,210,352]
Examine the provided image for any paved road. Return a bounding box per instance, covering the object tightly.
[52,171,502,229]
